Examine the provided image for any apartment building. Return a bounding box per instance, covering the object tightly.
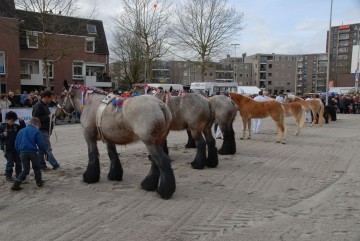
[245,53,298,95]
[327,23,360,87]
[296,54,328,94]
[0,0,110,94]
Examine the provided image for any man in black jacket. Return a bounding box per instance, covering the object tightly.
[32,90,60,170]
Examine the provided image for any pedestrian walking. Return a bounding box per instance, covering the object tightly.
[12,117,47,190]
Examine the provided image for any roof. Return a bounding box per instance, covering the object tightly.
[0,0,16,18]
[14,9,109,55]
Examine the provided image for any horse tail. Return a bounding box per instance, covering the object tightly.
[318,102,325,127]
[159,101,172,130]
[299,106,306,128]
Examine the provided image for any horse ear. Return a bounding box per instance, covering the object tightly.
[64,80,69,90]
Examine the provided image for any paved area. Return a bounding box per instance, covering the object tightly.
[0,113,360,241]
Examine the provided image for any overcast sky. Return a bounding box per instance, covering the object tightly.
[79,0,360,58]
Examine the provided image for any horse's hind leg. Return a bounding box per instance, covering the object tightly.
[141,155,160,192]
[218,123,236,155]
[145,144,176,199]
[83,131,100,183]
[203,126,218,168]
[106,143,123,181]
[185,129,196,148]
[190,131,207,169]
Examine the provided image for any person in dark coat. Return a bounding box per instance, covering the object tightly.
[32,90,60,170]
[0,111,26,181]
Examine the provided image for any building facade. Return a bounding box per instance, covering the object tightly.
[327,23,360,87]
[296,54,328,95]
[245,53,298,95]
[0,0,110,95]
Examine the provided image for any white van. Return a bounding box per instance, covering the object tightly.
[190,82,238,96]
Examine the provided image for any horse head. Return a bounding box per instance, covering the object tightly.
[56,83,77,120]
[153,89,168,103]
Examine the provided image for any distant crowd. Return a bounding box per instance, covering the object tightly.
[0,91,59,122]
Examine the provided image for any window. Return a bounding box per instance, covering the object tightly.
[0,52,5,74]
[87,24,97,34]
[43,60,54,78]
[27,31,38,48]
[73,61,84,79]
[85,37,95,53]
[268,64,272,68]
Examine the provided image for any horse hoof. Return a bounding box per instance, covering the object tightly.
[247,137,251,139]
[191,161,205,170]
[83,171,100,184]
[282,142,286,144]
[185,143,196,149]
[240,137,244,140]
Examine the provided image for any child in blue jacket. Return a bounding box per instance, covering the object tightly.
[0,111,26,181]
[12,117,47,190]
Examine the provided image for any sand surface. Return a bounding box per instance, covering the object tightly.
[1,113,360,241]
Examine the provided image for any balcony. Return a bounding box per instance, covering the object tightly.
[85,76,112,88]
[21,73,43,85]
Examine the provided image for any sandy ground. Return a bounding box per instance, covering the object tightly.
[1,113,360,241]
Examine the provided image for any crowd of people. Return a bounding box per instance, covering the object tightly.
[0,90,61,191]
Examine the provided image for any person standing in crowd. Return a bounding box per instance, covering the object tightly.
[0,111,26,181]
[8,92,21,107]
[12,117,47,191]
[252,90,267,134]
[32,90,60,170]
[0,94,12,122]
[275,93,285,103]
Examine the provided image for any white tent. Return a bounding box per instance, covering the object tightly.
[237,86,261,95]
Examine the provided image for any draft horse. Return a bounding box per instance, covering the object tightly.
[285,96,324,127]
[228,93,286,144]
[56,84,176,199]
[154,91,218,169]
[184,95,238,155]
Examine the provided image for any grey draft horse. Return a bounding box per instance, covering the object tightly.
[185,95,237,155]
[56,83,176,199]
[154,91,218,169]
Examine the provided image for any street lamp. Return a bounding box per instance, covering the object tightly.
[231,43,240,84]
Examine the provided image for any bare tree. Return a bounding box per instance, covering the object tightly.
[15,0,96,89]
[173,0,244,82]
[112,0,172,83]
[110,31,143,88]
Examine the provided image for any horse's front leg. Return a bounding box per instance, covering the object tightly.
[83,131,100,183]
[310,110,316,127]
[241,118,247,140]
[203,125,218,168]
[145,144,176,199]
[247,119,252,139]
[218,123,236,155]
[106,143,123,181]
[190,130,207,169]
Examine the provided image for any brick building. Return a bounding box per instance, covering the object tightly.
[0,0,110,95]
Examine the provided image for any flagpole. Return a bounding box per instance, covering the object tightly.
[326,0,333,106]
[356,28,360,93]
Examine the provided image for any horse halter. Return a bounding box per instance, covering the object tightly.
[58,86,76,116]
